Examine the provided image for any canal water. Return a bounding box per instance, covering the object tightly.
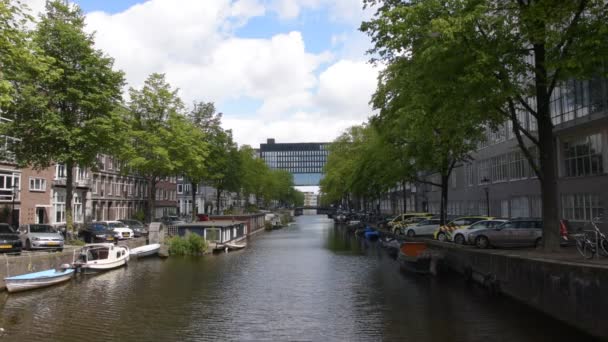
[0,215,591,341]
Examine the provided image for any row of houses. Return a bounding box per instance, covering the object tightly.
[368,78,608,227]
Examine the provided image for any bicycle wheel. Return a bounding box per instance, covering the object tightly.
[599,238,608,257]
[576,237,594,259]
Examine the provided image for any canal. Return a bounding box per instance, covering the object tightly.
[0,215,591,341]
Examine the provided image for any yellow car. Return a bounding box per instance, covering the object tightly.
[387,212,432,229]
[433,216,494,242]
[392,216,433,235]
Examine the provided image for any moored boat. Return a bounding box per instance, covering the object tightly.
[130,243,161,258]
[225,241,247,250]
[397,242,430,274]
[4,266,74,293]
[73,243,129,273]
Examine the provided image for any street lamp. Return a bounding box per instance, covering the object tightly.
[11,183,19,228]
[481,177,490,216]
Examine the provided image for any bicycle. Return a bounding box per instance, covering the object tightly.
[574,218,608,259]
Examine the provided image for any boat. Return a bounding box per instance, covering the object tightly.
[73,243,129,273]
[380,237,400,259]
[130,243,161,258]
[225,241,247,250]
[4,266,75,293]
[364,228,380,241]
[397,242,431,274]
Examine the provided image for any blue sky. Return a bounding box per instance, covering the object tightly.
[27,0,379,147]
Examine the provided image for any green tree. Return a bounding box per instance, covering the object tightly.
[362,0,608,250]
[6,1,124,233]
[124,73,186,222]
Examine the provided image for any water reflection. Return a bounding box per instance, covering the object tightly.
[0,215,593,341]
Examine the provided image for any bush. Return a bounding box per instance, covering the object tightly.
[264,221,273,230]
[67,239,86,246]
[133,210,146,222]
[168,232,208,256]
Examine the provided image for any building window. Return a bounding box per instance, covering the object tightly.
[29,177,46,192]
[563,133,603,177]
[510,197,530,218]
[0,172,20,201]
[478,160,490,184]
[55,164,66,179]
[177,184,183,194]
[561,193,603,222]
[509,151,528,180]
[53,191,66,223]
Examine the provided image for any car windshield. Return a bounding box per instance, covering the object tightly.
[0,225,14,234]
[109,222,126,228]
[124,220,143,228]
[468,222,487,229]
[30,224,55,233]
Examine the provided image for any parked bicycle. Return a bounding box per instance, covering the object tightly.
[574,217,608,259]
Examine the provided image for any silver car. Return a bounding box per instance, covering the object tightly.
[403,219,441,237]
[19,224,65,251]
[469,219,543,249]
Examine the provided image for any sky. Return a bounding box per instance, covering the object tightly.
[22,0,380,148]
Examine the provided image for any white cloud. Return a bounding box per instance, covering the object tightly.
[22,0,380,146]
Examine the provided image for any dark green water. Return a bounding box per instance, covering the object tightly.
[0,215,592,341]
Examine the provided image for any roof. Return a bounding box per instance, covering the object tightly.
[178,221,246,228]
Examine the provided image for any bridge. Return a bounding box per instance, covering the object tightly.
[294,206,335,216]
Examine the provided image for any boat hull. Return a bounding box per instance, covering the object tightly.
[130,244,161,258]
[398,242,430,275]
[5,270,74,293]
[78,258,128,274]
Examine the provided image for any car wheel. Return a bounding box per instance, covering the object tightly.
[407,230,415,238]
[454,234,465,245]
[25,239,31,250]
[437,232,447,242]
[476,236,489,249]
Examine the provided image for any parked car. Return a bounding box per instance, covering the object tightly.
[18,224,64,251]
[469,218,543,249]
[393,216,433,235]
[433,216,494,241]
[79,223,116,243]
[0,223,22,254]
[451,219,508,245]
[119,219,147,237]
[103,221,135,239]
[403,219,442,237]
[387,213,433,228]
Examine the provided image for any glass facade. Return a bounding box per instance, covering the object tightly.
[259,141,330,185]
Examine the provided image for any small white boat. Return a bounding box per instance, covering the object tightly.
[130,243,161,258]
[4,266,75,293]
[73,243,129,273]
[225,241,247,250]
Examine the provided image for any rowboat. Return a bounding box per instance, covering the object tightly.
[397,242,430,274]
[225,242,246,250]
[130,243,161,258]
[4,266,74,293]
[73,243,129,273]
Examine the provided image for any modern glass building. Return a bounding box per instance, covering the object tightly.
[259,139,330,186]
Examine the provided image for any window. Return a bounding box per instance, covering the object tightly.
[55,164,66,179]
[29,177,46,191]
[465,163,475,186]
[509,151,528,180]
[561,193,603,222]
[510,197,530,218]
[53,191,66,223]
[478,159,490,184]
[563,133,603,177]
[177,184,183,194]
[0,172,20,201]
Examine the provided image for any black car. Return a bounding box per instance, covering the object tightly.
[0,223,22,254]
[79,223,116,243]
[119,219,148,237]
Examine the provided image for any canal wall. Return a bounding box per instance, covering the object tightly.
[0,238,146,291]
[427,241,608,339]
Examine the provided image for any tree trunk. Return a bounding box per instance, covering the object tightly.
[147,176,156,223]
[65,160,74,235]
[401,179,407,214]
[440,175,449,226]
[216,188,222,215]
[534,42,561,252]
[191,182,197,222]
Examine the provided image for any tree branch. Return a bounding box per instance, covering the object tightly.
[507,99,542,180]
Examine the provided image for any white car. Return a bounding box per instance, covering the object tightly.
[97,221,134,240]
[451,219,508,245]
[403,219,441,237]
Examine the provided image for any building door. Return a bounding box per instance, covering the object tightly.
[36,208,45,224]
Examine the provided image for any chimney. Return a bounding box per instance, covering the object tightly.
[267,138,275,144]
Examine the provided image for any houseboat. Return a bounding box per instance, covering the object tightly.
[175,221,247,251]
